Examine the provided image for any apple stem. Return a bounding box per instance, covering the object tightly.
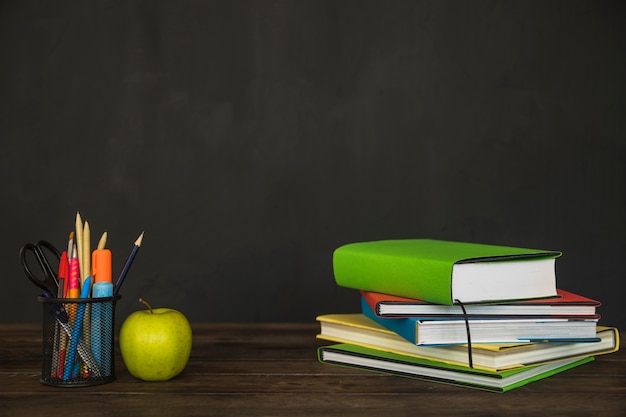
[139,298,154,314]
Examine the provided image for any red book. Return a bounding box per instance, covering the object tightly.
[361,289,600,319]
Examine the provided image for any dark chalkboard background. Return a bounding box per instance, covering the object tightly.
[1,1,625,330]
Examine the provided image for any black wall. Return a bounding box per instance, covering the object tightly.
[2,1,625,329]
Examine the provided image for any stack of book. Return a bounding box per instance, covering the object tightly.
[316,239,620,392]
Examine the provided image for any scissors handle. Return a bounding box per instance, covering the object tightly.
[19,241,62,296]
[34,240,62,262]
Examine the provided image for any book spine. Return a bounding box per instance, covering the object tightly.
[361,297,419,344]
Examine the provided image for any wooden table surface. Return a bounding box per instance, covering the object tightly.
[1,323,625,416]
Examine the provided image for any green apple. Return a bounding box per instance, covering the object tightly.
[119,298,192,381]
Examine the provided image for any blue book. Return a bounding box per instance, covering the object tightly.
[360,297,599,346]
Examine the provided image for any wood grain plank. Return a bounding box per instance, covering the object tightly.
[0,323,624,417]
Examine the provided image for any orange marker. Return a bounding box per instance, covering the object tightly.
[92,249,112,285]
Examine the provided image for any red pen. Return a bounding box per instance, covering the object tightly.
[57,251,68,298]
[55,250,69,379]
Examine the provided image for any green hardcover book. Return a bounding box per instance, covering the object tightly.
[317,343,593,393]
[333,239,561,305]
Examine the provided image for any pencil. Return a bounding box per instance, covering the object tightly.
[97,231,108,250]
[80,221,92,377]
[75,212,84,283]
[113,232,144,295]
[82,221,91,286]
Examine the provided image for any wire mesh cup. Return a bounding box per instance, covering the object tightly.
[38,295,121,387]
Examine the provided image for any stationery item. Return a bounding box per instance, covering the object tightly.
[64,232,74,297]
[90,286,113,375]
[56,251,68,298]
[79,221,92,378]
[62,276,92,380]
[55,246,71,378]
[93,283,113,297]
[19,240,62,297]
[82,220,91,288]
[362,289,601,319]
[67,246,80,299]
[317,343,594,393]
[91,248,114,375]
[52,250,69,377]
[67,231,74,258]
[39,295,121,386]
[75,212,84,281]
[56,327,68,379]
[91,248,112,297]
[316,314,619,371]
[92,249,112,284]
[361,298,600,345]
[333,239,561,305]
[71,220,84,379]
[113,232,144,295]
[52,251,68,375]
[30,213,132,387]
[97,231,107,250]
[51,324,63,378]
[92,248,113,296]
[47,303,101,375]
[65,244,80,375]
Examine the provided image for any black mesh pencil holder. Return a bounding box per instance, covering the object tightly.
[38,295,121,387]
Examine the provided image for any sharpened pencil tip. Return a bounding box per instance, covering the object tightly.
[97,231,108,250]
[135,232,144,247]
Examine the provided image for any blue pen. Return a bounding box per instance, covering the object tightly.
[62,276,91,381]
[49,305,100,377]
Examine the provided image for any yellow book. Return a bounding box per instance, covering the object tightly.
[316,313,619,372]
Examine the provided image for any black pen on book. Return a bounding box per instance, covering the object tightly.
[113,232,144,295]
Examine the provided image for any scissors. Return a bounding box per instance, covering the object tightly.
[19,240,62,297]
